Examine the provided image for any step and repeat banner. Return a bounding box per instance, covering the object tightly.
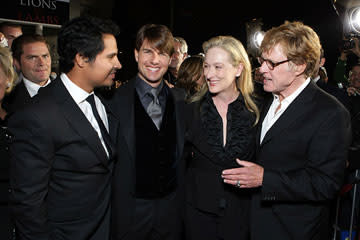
[1,0,69,26]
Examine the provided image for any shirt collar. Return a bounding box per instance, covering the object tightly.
[272,77,311,105]
[135,74,164,98]
[60,73,93,104]
[23,76,51,97]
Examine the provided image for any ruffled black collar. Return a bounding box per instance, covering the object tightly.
[200,92,256,167]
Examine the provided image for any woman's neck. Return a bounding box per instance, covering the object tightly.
[212,89,240,106]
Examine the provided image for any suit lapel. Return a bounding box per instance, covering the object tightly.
[18,81,32,101]
[50,78,110,167]
[170,88,185,163]
[260,82,317,146]
[115,79,136,161]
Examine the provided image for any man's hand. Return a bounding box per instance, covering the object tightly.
[222,159,264,188]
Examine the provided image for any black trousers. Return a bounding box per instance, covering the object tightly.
[123,191,182,240]
[184,202,249,240]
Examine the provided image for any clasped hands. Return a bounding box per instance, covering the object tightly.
[221,159,264,188]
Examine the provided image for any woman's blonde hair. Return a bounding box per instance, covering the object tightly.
[0,46,16,93]
[191,35,259,124]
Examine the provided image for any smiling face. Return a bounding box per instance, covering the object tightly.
[135,38,171,87]
[203,47,242,96]
[15,41,51,86]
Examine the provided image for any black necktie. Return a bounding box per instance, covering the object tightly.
[146,88,162,130]
[86,94,113,158]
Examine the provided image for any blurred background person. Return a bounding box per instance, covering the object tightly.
[347,64,360,97]
[0,46,16,239]
[165,37,188,86]
[313,48,327,88]
[347,63,360,165]
[176,54,205,100]
[0,22,23,48]
[334,37,360,90]
[0,46,16,121]
[3,34,51,114]
[184,35,259,240]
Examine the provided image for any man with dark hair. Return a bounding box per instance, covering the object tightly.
[222,21,351,239]
[111,24,186,240]
[9,16,121,240]
[0,22,22,48]
[3,34,52,113]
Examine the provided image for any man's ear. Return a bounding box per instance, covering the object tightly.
[294,63,306,76]
[134,49,139,63]
[74,53,89,68]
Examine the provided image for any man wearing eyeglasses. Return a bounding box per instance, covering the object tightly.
[222,21,351,239]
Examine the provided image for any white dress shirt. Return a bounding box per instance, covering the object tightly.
[260,78,311,144]
[60,73,110,156]
[23,76,51,97]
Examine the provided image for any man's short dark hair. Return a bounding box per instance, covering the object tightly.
[11,34,49,62]
[57,16,120,73]
[135,24,174,57]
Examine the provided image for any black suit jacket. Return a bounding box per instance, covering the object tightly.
[3,80,32,114]
[8,77,119,240]
[110,78,186,239]
[250,82,351,240]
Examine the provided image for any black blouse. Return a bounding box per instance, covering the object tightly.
[199,92,256,168]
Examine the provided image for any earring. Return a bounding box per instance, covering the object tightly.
[6,81,11,89]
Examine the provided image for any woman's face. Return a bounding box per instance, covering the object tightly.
[203,47,242,96]
[0,66,9,102]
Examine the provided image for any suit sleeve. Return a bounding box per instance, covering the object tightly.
[9,109,54,240]
[261,107,351,202]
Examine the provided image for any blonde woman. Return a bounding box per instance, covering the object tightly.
[0,46,16,239]
[184,36,259,240]
[0,46,16,121]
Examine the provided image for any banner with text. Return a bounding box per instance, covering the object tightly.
[1,0,70,26]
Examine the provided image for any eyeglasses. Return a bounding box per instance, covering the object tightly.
[257,56,291,70]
